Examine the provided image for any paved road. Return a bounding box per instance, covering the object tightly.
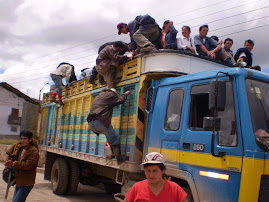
[0,163,114,202]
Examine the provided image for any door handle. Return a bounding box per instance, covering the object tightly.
[183,142,190,150]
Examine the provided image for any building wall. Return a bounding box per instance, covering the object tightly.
[0,87,27,137]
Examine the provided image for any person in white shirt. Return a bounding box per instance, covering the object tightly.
[80,67,93,80]
[177,26,197,54]
[50,62,77,105]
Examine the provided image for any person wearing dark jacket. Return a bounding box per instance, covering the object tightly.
[234,39,254,68]
[161,20,178,50]
[96,41,129,89]
[87,88,131,164]
[89,41,129,85]
[5,131,39,202]
[117,14,160,55]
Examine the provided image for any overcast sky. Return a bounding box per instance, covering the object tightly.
[0,0,268,99]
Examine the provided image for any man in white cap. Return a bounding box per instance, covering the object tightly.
[87,88,131,164]
[124,152,188,202]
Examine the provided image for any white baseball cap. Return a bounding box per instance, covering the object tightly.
[110,88,117,93]
[141,152,165,165]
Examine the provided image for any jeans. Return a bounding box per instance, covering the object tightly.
[13,185,33,202]
[51,74,62,95]
[89,120,120,146]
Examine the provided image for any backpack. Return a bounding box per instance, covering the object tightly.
[2,167,16,186]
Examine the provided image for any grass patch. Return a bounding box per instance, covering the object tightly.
[0,139,18,145]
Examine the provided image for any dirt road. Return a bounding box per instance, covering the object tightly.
[0,163,114,202]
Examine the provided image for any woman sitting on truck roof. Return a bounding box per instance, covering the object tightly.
[124,152,188,202]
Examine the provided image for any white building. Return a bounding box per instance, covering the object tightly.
[0,82,39,138]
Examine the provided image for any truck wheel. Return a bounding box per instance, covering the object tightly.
[103,182,121,195]
[51,158,69,195]
[182,187,194,202]
[66,160,79,194]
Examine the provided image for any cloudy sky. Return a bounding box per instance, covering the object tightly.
[0,0,268,99]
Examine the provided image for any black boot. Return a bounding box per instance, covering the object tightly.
[111,144,126,165]
[98,75,106,85]
[89,74,96,84]
[110,66,121,83]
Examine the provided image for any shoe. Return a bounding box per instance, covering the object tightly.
[58,99,64,105]
[98,75,106,85]
[111,144,127,165]
[140,44,157,53]
[236,59,247,68]
[89,74,96,84]
[50,96,57,103]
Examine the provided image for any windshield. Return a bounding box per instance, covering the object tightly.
[246,79,269,151]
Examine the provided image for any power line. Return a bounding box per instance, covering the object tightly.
[2,1,268,81]
[209,16,269,32]
[8,23,269,85]
[3,0,255,71]
[219,23,269,37]
[190,5,269,28]
[175,1,267,27]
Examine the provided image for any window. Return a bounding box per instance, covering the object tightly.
[189,84,212,130]
[165,89,184,131]
[189,82,237,146]
[11,126,17,132]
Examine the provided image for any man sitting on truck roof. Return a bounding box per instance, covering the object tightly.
[234,39,261,71]
[124,152,188,202]
[87,88,131,165]
[194,25,236,67]
[89,41,129,85]
[95,41,130,89]
[117,14,161,56]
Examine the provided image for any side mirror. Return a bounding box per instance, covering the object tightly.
[203,117,221,131]
[209,80,226,111]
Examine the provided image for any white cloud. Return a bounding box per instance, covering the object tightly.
[0,0,268,99]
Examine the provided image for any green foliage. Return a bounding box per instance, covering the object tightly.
[0,139,18,145]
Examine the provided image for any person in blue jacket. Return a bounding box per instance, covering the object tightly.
[161,20,178,50]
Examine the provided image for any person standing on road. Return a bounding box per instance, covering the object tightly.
[5,131,39,202]
[124,152,188,202]
[87,88,131,164]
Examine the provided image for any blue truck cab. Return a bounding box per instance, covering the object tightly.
[145,68,269,201]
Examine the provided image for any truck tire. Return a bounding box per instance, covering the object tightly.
[51,158,69,195]
[182,187,194,202]
[66,160,79,194]
[103,182,121,195]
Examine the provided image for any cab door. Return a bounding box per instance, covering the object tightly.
[146,83,186,166]
[180,78,243,202]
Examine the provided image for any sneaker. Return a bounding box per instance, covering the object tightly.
[236,59,247,68]
[140,44,157,53]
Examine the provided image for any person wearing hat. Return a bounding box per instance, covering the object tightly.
[87,88,131,164]
[124,152,188,202]
[117,14,161,55]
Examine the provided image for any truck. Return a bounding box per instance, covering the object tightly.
[40,50,269,202]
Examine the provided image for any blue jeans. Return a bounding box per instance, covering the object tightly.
[89,120,120,146]
[51,74,63,95]
[13,185,33,202]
